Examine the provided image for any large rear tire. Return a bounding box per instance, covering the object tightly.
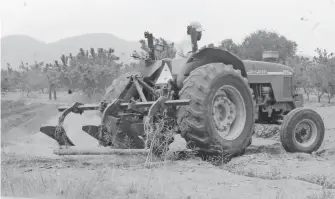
[177,63,255,159]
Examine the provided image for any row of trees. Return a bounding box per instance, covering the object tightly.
[1,48,123,100]
[1,29,335,103]
[1,36,178,100]
[178,30,297,63]
[291,48,335,103]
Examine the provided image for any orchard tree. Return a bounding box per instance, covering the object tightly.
[313,48,335,103]
[43,62,61,100]
[30,61,48,93]
[241,30,298,62]
[309,64,328,102]
[1,69,11,92]
[60,48,122,100]
[287,56,314,100]
[218,39,243,58]
[3,63,24,92]
[139,37,176,59]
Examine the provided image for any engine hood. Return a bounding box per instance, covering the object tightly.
[243,60,294,75]
[142,58,294,79]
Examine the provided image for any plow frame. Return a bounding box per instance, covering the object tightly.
[40,74,190,155]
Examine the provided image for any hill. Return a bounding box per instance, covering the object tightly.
[1,33,142,69]
[1,33,315,70]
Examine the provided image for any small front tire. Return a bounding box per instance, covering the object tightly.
[280,107,325,153]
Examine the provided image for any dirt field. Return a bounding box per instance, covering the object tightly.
[1,91,335,199]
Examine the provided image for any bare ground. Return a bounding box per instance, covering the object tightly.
[1,92,335,199]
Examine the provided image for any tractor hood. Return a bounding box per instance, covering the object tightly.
[143,58,294,77]
[242,60,294,75]
[141,57,294,86]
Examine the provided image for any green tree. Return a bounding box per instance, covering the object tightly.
[1,68,11,92]
[241,30,298,62]
[313,48,335,103]
[43,62,61,100]
[287,56,314,100]
[3,64,23,92]
[139,37,176,60]
[218,39,243,58]
[60,48,121,100]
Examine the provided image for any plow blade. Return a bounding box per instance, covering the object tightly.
[54,147,150,156]
[40,126,75,146]
[82,125,100,140]
[82,125,112,146]
[82,115,119,146]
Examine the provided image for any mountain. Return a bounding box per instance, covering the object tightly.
[1,33,314,70]
[1,33,142,69]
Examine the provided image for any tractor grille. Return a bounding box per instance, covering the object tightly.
[283,77,292,98]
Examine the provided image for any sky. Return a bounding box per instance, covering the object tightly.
[1,0,335,56]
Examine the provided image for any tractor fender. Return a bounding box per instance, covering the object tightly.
[175,47,247,89]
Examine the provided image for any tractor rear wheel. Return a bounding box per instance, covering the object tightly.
[177,63,255,160]
[280,107,325,153]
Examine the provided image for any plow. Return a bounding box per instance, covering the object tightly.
[40,22,325,160]
[41,97,190,156]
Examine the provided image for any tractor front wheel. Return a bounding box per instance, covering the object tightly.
[280,107,325,153]
[177,63,255,160]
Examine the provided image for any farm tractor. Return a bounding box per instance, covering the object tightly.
[40,23,325,160]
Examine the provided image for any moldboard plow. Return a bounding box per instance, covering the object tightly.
[40,96,190,156]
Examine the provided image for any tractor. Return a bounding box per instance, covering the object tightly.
[40,22,325,160]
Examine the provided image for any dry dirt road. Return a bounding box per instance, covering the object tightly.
[1,92,335,199]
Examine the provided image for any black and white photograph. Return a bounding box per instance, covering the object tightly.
[1,0,335,198]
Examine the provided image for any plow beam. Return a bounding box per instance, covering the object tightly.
[54,147,150,156]
[57,99,191,112]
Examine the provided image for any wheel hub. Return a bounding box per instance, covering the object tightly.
[211,86,246,140]
[213,91,236,135]
[294,119,317,147]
